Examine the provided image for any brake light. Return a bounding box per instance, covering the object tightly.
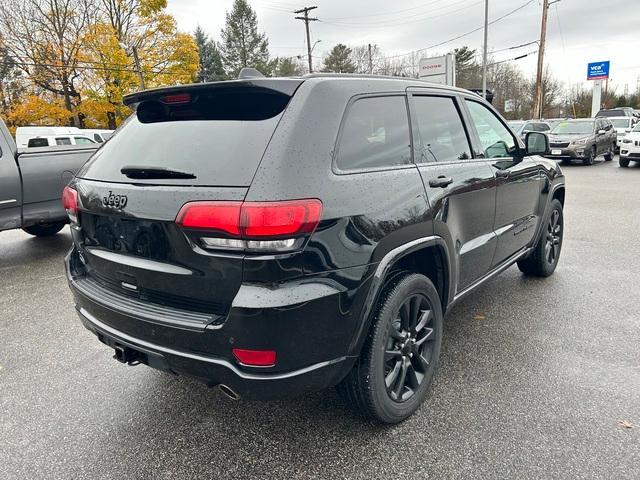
[232,348,277,367]
[176,199,322,252]
[161,93,191,104]
[62,186,78,223]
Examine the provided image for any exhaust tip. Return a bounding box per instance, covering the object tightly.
[218,384,241,401]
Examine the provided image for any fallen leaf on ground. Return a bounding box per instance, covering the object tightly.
[617,420,634,429]
[473,314,486,321]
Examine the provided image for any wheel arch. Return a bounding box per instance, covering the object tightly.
[350,237,452,357]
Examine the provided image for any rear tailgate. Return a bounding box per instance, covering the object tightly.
[70,80,303,327]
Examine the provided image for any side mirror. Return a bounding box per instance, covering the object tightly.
[525,131,549,155]
[625,129,632,133]
[597,129,606,135]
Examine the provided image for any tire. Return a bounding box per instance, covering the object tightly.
[22,222,66,237]
[337,272,443,424]
[582,146,596,165]
[517,199,563,277]
[619,156,630,168]
[604,143,614,161]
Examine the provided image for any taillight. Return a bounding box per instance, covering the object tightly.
[176,199,322,252]
[62,186,78,223]
[232,348,277,367]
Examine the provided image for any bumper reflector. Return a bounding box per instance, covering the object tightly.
[232,348,277,367]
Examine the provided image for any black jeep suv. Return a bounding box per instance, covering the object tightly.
[65,74,565,423]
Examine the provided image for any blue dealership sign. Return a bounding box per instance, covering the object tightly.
[587,61,610,80]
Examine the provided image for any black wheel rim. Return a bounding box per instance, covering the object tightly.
[545,209,561,265]
[384,294,435,402]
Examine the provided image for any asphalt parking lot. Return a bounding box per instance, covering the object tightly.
[1,157,639,479]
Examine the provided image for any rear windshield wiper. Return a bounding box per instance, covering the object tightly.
[120,166,196,180]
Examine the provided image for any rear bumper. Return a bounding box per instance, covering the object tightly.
[76,306,349,400]
[66,248,364,400]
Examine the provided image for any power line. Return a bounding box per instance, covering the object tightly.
[1,60,193,76]
[384,0,536,59]
[322,0,481,27]
[323,0,450,21]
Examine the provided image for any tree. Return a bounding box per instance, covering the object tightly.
[350,44,383,74]
[454,46,481,89]
[79,1,199,128]
[0,37,25,123]
[220,0,270,78]
[0,0,94,126]
[272,57,303,77]
[194,26,224,82]
[321,44,356,73]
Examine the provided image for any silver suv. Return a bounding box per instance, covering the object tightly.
[546,118,617,165]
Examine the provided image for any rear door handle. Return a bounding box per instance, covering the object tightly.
[429,176,453,188]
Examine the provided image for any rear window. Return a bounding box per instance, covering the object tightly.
[28,138,49,147]
[335,95,412,171]
[77,86,294,186]
[597,109,626,118]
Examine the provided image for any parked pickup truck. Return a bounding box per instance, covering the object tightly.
[0,120,97,236]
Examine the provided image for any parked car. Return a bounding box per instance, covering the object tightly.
[64,73,565,423]
[609,116,636,151]
[619,122,640,167]
[15,126,95,148]
[81,129,114,143]
[508,120,551,141]
[546,118,616,165]
[0,120,98,236]
[596,108,635,118]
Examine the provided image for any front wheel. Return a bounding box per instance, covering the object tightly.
[337,273,443,423]
[619,156,630,168]
[22,222,66,237]
[604,144,614,161]
[582,146,596,165]
[518,199,563,277]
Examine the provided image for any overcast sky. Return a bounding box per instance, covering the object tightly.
[167,0,640,93]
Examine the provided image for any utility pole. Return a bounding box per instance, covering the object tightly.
[294,6,318,74]
[481,0,489,99]
[532,0,560,119]
[368,43,373,74]
[131,45,146,90]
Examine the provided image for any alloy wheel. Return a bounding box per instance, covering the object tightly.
[384,294,436,402]
[545,209,561,265]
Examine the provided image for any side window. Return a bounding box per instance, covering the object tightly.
[465,100,517,158]
[412,95,472,163]
[74,136,94,145]
[28,138,49,147]
[55,137,72,145]
[335,96,411,171]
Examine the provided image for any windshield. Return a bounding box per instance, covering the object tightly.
[611,118,631,128]
[551,121,594,135]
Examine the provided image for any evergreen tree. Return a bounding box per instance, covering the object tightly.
[321,44,356,73]
[220,0,270,78]
[272,57,303,77]
[194,26,225,82]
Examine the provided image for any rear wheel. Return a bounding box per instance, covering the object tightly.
[518,199,563,277]
[337,273,443,424]
[619,156,630,168]
[582,146,596,165]
[22,222,66,237]
[604,144,614,161]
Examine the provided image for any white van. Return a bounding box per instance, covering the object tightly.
[15,126,96,149]
[81,129,114,143]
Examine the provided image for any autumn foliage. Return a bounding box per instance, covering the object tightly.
[0,0,199,129]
